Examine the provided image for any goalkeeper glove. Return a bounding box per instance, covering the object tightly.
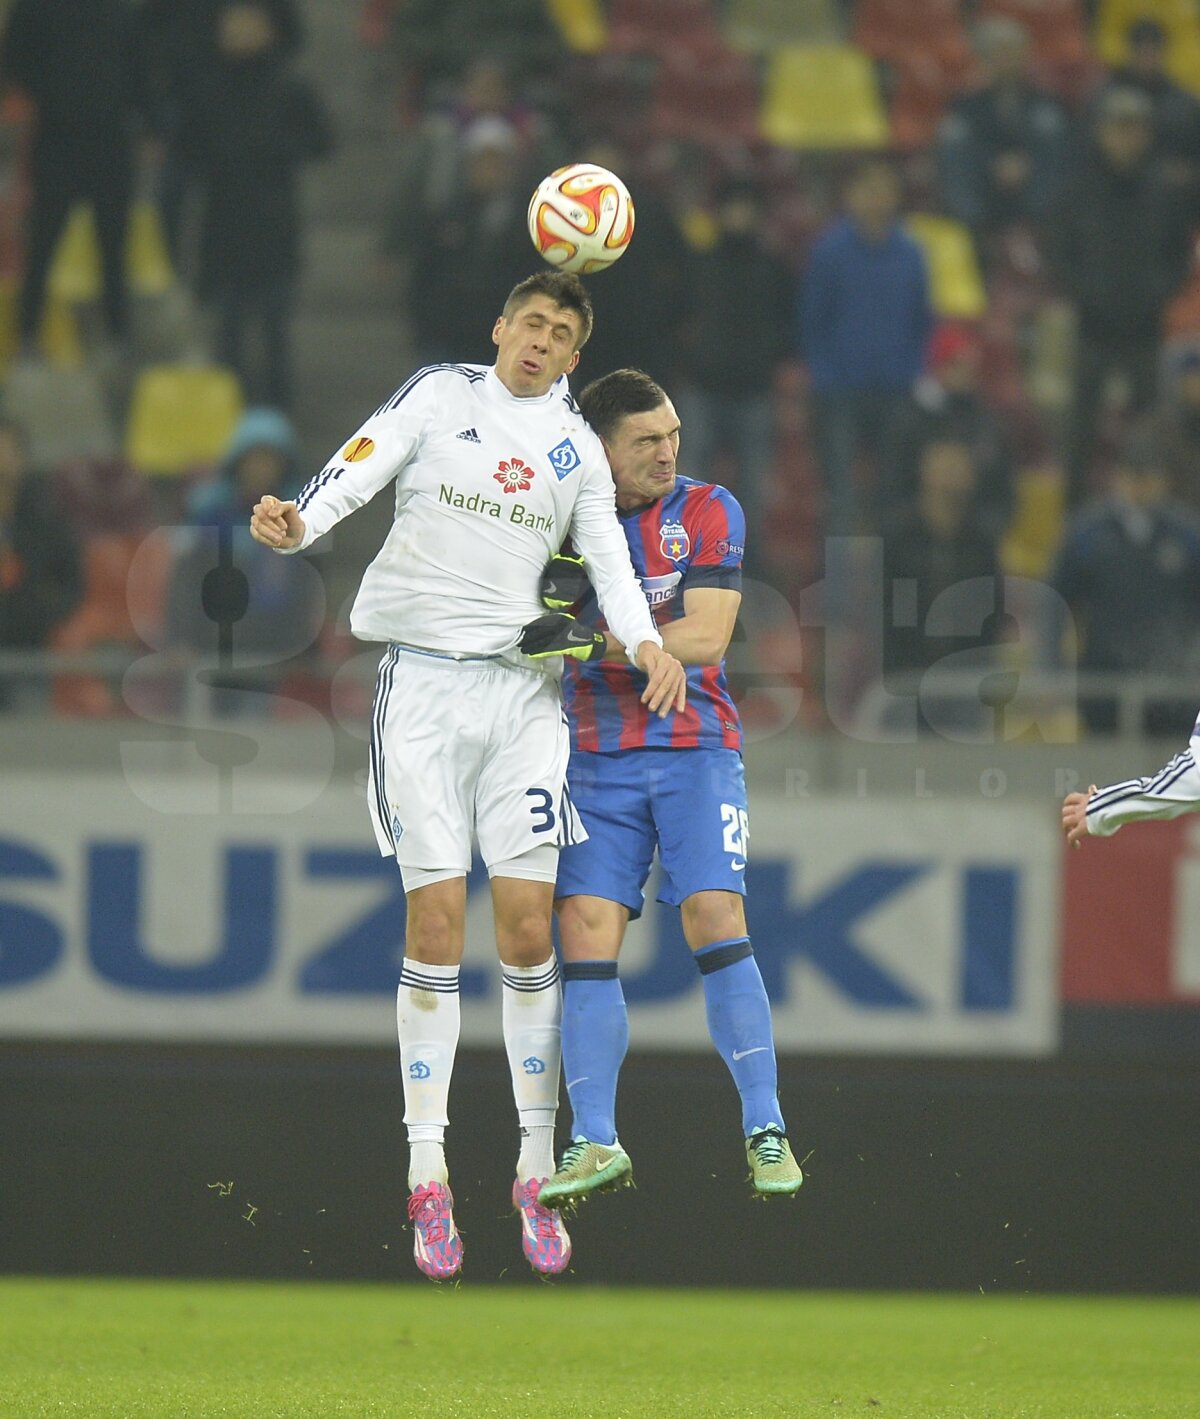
[518,612,606,662]
[539,552,592,610]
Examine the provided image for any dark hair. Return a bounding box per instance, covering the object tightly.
[577,368,668,441]
[503,271,594,349]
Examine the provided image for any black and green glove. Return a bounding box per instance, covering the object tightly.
[518,612,606,662]
[539,552,592,610]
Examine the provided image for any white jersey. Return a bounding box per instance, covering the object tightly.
[285,362,661,662]
[1086,711,1200,836]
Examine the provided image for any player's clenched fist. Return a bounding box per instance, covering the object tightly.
[249,494,306,550]
[1061,786,1096,848]
[634,641,686,718]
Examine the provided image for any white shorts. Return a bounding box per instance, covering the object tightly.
[366,645,586,877]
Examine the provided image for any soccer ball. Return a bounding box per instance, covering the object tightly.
[527,163,635,275]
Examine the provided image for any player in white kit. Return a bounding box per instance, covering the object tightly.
[1062,708,1200,844]
[248,272,685,1280]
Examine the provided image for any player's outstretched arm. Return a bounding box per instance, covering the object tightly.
[250,495,306,550]
[1066,716,1200,843]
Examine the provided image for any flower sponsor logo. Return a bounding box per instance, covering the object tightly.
[494,457,534,493]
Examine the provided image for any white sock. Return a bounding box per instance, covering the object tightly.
[501,955,561,1183]
[397,957,460,1188]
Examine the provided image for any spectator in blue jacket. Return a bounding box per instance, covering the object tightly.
[801,158,932,549]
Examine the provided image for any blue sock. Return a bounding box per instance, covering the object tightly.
[561,960,628,1145]
[695,937,785,1136]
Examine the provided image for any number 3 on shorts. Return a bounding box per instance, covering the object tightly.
[526,787,557,834]
[720,802,749,862]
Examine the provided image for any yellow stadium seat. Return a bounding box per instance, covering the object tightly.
[126,200,174,296]
[125,364,244,477]
[760,45,889,150]
[726,0,839,52]
[47,199,175,305]
[48,204,101,304]
[0,276,83,372]
[1000,467,1066,580]
[545,0,607,53]
[1095,0,1200,66]
[1167,30,1200,94]
[904,214,987,319]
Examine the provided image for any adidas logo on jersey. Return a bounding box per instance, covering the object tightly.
[456,427,481,443]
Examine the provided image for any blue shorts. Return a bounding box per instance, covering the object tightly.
[556,747,749,920]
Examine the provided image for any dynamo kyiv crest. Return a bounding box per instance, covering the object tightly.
[548,436,582,480]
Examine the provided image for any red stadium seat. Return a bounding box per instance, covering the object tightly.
[889,55,959,150]
[649,44,762,147]
[854,0,972,77]
[853,0,972,149]
[607,0,724,56]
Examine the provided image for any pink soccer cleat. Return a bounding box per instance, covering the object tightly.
[407,1182,463,1280]
[513,1178,572,1275]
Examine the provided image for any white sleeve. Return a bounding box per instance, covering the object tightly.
[568,451,662,655]
[279,370,438,552]
[1086,729,1200,837]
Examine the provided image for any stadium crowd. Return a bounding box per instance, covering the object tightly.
[1,0,1200,736]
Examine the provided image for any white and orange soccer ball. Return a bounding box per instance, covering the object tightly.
[527,163,635,275]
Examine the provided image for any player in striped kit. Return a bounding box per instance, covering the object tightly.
[248,275,686,1281]
[533,369,803,1214]
[1062,710,1200,844]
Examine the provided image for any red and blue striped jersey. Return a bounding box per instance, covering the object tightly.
[563,476,745,751]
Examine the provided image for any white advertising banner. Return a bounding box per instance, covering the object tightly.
[0,773,1059,1053]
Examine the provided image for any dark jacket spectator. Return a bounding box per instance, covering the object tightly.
[801,159,932,543]
[0,419,83,667]
[677,182,793,398]
[142,0,302,118]
[1,0,148,345]
[141,0,304,259]
[1152,349,1200,510]
[882,438,1000,678]
[576,144,686,388]
[408,117,535,366]
[1050,86,1191,505]
[937,16,1069,243]
[178,6,333,407]
[1104,18,1200,175]
[673,179,793,578]
[882,323,1015,541]
[1049,432,1200,731]
[168,408,322,668]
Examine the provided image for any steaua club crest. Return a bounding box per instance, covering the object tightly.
[659,519,690,562]
[494,457,534,493]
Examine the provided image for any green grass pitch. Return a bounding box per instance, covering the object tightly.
[0,1278,1196,1418]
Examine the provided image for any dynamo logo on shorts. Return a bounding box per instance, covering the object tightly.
[548,436,581,480]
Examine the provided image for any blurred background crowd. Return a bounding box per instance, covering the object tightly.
[3,0,1200,738]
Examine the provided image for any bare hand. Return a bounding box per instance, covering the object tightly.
[1061,786,1097,848]
[250,495,305,550]
[635,642,687,717]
